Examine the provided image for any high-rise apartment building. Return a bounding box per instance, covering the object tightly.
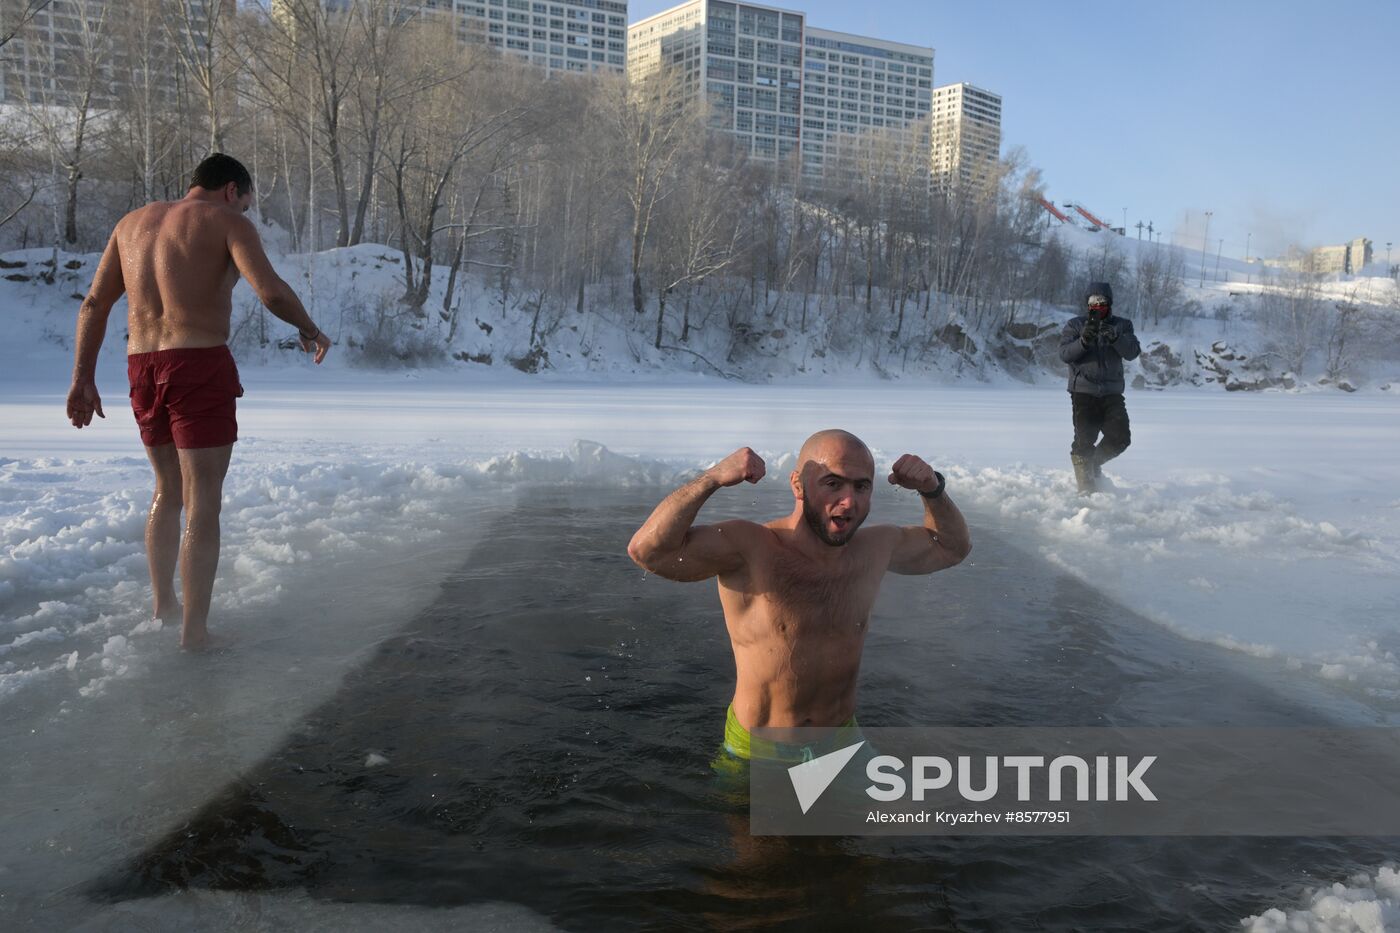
[929,82,1002,193]
[630,0,942,180]
[439,0,627,74]
[800,27,932,179]
[630,0,806,163]
[0,0,231,108]
[271,0,627,75]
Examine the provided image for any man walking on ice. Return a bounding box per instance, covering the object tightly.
[627,430,971,765]
[1058,281,1141,495]
[65,154,332,650]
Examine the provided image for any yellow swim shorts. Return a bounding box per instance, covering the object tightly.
[716,703,862,764]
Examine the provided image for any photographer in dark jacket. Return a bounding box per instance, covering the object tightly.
[1058,281,1141,494]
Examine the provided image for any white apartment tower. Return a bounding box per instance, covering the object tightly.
[271,0,627,75]
[929,82,1002,193]
[800,27,932,179]
[629,0,806,163]
[0,0,232,107]
[443,0,627,74]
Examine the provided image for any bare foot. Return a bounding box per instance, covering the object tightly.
[154,601,182,625]
[180,630,231,653]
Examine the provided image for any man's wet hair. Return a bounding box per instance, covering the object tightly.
[190,154,252,197]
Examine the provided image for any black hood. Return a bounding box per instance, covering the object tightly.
[1085,281,1114,306]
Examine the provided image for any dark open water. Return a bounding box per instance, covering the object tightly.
[87,487,1396,930]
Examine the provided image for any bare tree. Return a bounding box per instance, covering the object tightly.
[1133,243,1188,326]
[1255,274,1325,376]
[163,0,234,154]
[386,40,532,308]
[650,154,743,349]
[242,0,365,248]
[597,68,702,315]
[111,0,182,202]
[18,0,113,246]
[0,0,51,51]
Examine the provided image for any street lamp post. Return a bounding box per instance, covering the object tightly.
[1200,211,1213,287]
[1246,232,1252,263]
[1214,238,1224,283]
[1388,242,1394,277]
[1122,206,1127,235]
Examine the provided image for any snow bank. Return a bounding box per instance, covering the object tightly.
[1241,864,1400,932]
[5,239,1397,389]
[0,439,687,706]
[946,462,1400,701]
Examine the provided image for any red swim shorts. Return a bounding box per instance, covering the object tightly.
[127,346,244,449]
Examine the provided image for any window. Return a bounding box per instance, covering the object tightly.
[708,56,735,80]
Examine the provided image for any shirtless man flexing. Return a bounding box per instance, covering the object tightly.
[627,429,971,762]
[65,153,331,650]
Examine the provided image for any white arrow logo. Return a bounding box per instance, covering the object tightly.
[787,741,866,814]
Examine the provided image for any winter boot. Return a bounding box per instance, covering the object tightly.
[1071,454,1097,495]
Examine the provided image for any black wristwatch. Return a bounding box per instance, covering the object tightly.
[918,472,946,501]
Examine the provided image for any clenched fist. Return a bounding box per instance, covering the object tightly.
[706,447,765,487]
[887,454,940,494]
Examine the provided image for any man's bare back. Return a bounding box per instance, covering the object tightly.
[628,430,972,741]
[80,191,329,362]
[117,199,249,353]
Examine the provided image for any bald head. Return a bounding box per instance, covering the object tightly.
[796,429,873,471]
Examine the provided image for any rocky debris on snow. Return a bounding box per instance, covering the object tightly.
[508,345,549,373]
[1135,341,1187,387]
[936,322,978,356]
[989,321,1059,380]
[1195,341,1296,392]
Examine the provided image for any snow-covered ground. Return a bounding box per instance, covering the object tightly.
[3,242,1400,927]
[7,369,1397,713]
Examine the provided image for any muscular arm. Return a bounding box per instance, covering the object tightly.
[627,447,765,582]
[66,231,126,426]
[885,455,973,575]
[889,491,973,575]
[227,214,329,362]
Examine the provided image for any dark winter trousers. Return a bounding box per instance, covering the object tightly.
[1070,392,1131,464]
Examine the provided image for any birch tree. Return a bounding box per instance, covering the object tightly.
[597,68,702,315]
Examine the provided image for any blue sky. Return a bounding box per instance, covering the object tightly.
[630,0,1400,262]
